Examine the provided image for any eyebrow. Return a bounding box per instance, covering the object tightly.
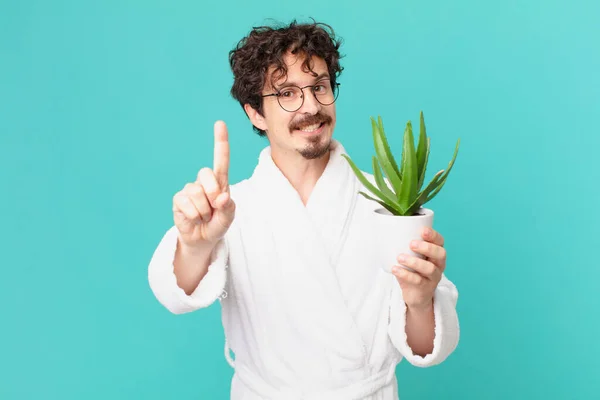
[275,73,330,90]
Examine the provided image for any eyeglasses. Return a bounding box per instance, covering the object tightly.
[261,80,340,112]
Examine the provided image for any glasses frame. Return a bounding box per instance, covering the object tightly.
[261,81,341,112]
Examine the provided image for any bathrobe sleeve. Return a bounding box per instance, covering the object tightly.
[388,273,460,367]
[148,225,228,314]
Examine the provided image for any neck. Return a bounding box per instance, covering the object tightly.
[270,147,331,205]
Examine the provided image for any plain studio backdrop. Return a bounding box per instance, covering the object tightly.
[1,0,598,399]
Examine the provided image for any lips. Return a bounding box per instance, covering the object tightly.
[297,122,324,132]
[290,113,332,132]
[293,122,326,137]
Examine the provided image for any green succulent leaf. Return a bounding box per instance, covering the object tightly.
[341,154,403,211]
[358,191,403,215]
[425,138,461,203]
[372,156,395,200]
[377,116,403,183]
[398,121,419,210]
[376,116,401,175]
[405,169,444,215]
[341,112,460,217]
[416,112,429,191]
[372,117,403,196]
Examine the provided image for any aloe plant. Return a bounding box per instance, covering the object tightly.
[341,111,460,216]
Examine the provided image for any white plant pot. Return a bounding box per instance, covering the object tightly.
[373,207,434,274]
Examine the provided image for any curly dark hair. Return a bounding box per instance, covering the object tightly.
[228,19,344,136]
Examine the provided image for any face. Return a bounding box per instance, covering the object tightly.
[245,52,337,160]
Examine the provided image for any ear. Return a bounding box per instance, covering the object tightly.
[244,103,268,132]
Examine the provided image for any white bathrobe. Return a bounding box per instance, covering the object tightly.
[148,140,460,400]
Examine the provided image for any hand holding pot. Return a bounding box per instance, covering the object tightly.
[393,226,447,311]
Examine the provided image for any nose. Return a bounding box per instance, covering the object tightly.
[298,88,321,115]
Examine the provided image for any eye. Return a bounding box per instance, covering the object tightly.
[280,90,295,98]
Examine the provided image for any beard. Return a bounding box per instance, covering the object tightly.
[290,111,333,160]
[298,134,331,159]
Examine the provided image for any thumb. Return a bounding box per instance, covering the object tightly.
[215,191,235,217]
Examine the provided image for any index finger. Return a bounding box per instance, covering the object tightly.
[213,120,230,189]
[422,227,444,247]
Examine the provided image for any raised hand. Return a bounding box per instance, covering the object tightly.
[172,121,236,248]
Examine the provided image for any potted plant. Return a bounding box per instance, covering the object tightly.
[341,111,460,273]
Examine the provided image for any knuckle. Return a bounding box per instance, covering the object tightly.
[174,187,187,197]
[180,194,191,204]
[182,183,201,197]
[176,202,196,218]
[438,234,445,246]
[189,183,205,197]
[198,171,219,193]
[425,263,436,276]
[181,181,199,194]
[200,207,212,220]
[173,192,181,203]
[181,197,195,210]
[197,199,210,212]
[196,167,212,182]
[204,186,219,198]
[439,247,447,260]
[173,192,187,205]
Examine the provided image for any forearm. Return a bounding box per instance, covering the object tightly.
[405,300,435,357]
[173,238,217,295]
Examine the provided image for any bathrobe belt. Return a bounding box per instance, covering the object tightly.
[235,361,397,400]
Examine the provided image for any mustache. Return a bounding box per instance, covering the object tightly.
[290,113,332,131]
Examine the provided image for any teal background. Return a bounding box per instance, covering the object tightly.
[1,0,599,399]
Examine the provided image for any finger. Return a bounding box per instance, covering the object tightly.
[213,121,230,191]
[184,183,212,223]
[410,240,447,266]
[215,191,233,211]
[217,191,236,220]
[173,193,202,224]
[392,267,424,286]
[422,227,444,247]
[196,168,220,208]
[215,192,229,209]
[396,254,439,280]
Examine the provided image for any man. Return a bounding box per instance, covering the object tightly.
[148,20,459,399]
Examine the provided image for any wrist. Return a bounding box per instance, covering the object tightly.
[178,238,218,256]
[407,298,434,315]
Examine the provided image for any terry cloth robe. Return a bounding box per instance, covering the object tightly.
[148,139,460,400]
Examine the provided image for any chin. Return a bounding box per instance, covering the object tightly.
[297,132,332,160]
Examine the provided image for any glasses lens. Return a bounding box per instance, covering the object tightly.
[278,87,303,112]
[277,82,340,112]
[315,81,338,106]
